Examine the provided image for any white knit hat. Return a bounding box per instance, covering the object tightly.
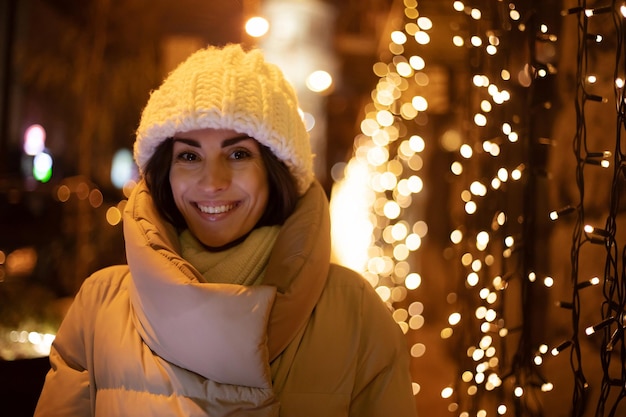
[134,44,314,195]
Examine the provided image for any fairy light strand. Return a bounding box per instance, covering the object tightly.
[330,1,626,415]
[560,1,626,416]
[443,1,558,416]
[329,0,434,400]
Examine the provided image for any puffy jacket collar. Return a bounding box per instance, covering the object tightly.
[263,181,330,360]
[124,181,276,389]
[123,180,330,387]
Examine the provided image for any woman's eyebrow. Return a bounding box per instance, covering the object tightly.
[172,138,200,147]
[222,134,254,148]
[171,134,253,148]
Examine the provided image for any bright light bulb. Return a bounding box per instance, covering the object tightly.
[245,17,269,37]
[306,70,333,93]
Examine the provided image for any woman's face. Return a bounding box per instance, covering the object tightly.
[169,128,269,249]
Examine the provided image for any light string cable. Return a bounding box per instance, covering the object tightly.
[596,1,626,416]
[571,0,589,414]
[569,0,626,415]
[511,2,551,415]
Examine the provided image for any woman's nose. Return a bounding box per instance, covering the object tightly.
[198,159,230,191]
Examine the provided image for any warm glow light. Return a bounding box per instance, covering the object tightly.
[330,160,375,273]
[451,229,463,244]
[367,146,389,166]
[376,286,392,302]
[449,312,462,325]
[405,273,422,290]
[56,185,70,202]
[451,161,463,175]
[412,96,428,111]
[415,31,430,44]
[376,110,394,127]
[89,189,103,208]
[396,62,413,77]
[8,330,55,358]
[391,30,408,44]
[471,36,483,47]
[470,181,487,196]
[460,144,473,158]
[474,113,487,126]
[245,16,270,37]
[409,55,425,70]
[106,206,122,226]
[417,17,433,30]
[441,387,454,399]
[306,70,333,93]
[384,200,402,219]
[467,272,479,286]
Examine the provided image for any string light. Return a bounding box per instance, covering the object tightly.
[428,2,560,415]
[329,0,434,400]
[332,1,624,415]
[559,2,626,413]
[585,316,614,336]
[584,93,608,103]
[575,276,601,290]
[551,340,572,356]
[555,301,574,309]
[583,225,611,238]
[549,205,576,220]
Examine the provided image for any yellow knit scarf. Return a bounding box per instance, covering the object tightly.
[179,226,280,286]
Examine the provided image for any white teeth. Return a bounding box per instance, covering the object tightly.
[198,204,235,214]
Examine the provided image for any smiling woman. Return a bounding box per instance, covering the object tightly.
[33,44,417,417]
[168,129,270,250]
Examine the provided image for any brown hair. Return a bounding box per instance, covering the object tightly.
[143,138,299,229]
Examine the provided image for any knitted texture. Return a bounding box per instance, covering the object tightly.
[135,44,314,195]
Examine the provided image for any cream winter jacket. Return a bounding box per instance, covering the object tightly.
[34,181,417,417]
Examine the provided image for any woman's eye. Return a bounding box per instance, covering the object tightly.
[177,151,197,162]
[231,149,251,160]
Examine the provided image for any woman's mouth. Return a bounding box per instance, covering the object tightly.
[196,202,238,214]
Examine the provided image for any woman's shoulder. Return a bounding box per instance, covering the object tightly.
[326,263,367,287]
[76,265,131,304]
[325,264,383,301]
[323,264,394,313]
[324,263,404,334]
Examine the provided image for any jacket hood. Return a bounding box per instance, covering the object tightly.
[123,180,329,388]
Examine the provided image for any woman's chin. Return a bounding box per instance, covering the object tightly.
[199,233,249,252]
